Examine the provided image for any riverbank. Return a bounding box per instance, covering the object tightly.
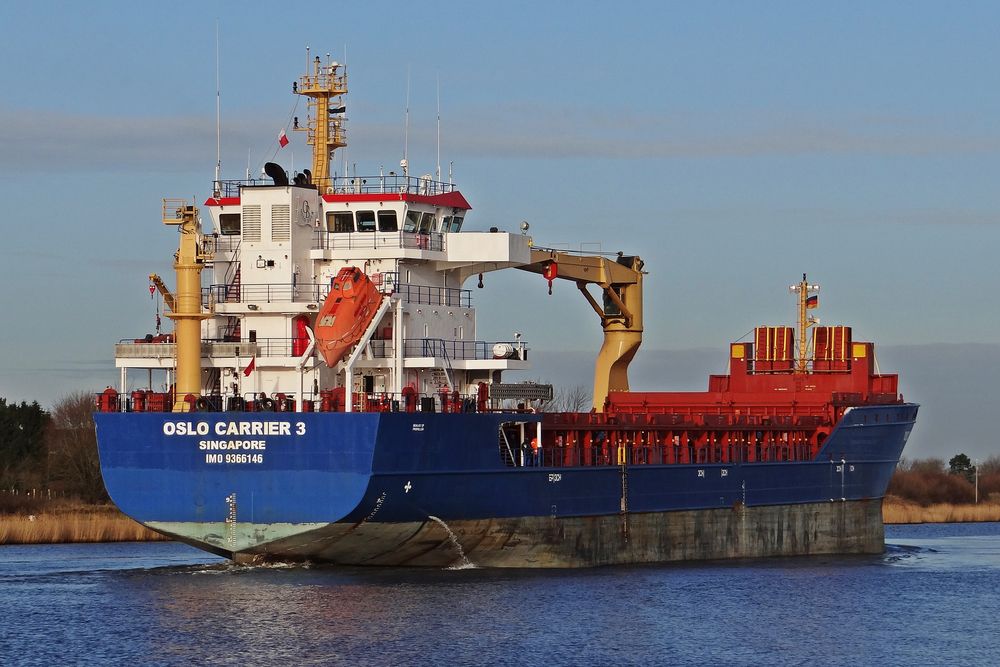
[0,505,168,544]
[882,496,1000,524]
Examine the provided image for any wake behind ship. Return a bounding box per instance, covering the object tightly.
[93,53,917,567]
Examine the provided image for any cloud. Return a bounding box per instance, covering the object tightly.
[662,205,1000,227]
[3,105,999,174]
[0,108,267,172]
[355,105,1000,160]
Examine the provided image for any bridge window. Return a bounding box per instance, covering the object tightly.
[404,210,420,233]
[219,213,241,235]
[419,212,435,234]
[377,210,398,232]
[450,215,464,232]
[357,210,376,232]
[326,212,354,233]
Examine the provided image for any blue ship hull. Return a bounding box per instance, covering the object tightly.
[94,404,917,567]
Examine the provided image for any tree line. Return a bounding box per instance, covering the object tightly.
[0,393,108,506]
[888,454,999,505]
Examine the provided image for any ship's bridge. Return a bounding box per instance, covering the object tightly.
[206,175,529,271]
[207,174,471,256]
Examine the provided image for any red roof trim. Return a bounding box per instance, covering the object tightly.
[321,190,471,210]
[203,191,472,209]
[204,197,241,207]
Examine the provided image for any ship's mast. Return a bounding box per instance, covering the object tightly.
[294,51,348,192]
[162,200,210,411]
[789,273,820,373]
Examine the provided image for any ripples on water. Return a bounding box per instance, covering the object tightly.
[3,524,1000,666]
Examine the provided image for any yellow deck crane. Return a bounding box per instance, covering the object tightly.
[517,249,644,412]
[155,200,211,412]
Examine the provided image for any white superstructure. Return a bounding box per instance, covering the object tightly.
[115,173,535,412]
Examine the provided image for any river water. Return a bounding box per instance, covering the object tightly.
[2,523,999,666]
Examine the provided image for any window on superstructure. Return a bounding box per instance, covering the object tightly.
[404,210,420,233]
[357,210,376,232]
[219,213,241,235]
[377,210,399,232]
[327,212,354,233]
[450,215,464,232]
[419,212,435,234]
[441,216,453,232]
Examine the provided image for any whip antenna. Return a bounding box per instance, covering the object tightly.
[214,20,222,196]
[402,66,410,177]
[436,74,441,182]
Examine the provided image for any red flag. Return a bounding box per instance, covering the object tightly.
[278,128,289,148]
[243,357,256,376]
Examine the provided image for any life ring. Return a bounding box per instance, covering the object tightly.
[260,397,276,411]
[195,396,211,412]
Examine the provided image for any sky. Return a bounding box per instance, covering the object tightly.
[1,1,999,458]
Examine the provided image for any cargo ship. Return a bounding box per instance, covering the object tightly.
[93,54,917,567]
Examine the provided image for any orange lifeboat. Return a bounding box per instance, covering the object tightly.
[315,266,384,367]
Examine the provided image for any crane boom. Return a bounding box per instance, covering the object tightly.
[517,249,644,411]
[148,273,176,313]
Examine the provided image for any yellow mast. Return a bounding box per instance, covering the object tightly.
[293,51,348,192]
[789,273,819,373]
[162,200,211,411]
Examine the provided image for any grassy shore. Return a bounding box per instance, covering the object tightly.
[0,505,168,545]
[882,496,1000,524]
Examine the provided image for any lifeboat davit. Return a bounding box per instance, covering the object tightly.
[315,267,384,367]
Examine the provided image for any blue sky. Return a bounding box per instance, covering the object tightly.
[1,1,998,457]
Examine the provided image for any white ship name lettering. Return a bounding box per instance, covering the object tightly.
[199,440,267,450]
[162,421,296,437]
[214,421,292,436]
[205,453,264,464]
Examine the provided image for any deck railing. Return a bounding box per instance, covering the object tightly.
[212,175,457,199]
[202,283,330,306]
[115,335,524,362]
[312,230,445,252]
[395,339,526,361]
[394,283,470,307]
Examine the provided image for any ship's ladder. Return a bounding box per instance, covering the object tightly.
[439,339,455,391]
[221,262,242,341]
[205,367,222,397]
[619,440,629,543]
[225,263,242,303]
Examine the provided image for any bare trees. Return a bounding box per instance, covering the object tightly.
[45,392,108,503]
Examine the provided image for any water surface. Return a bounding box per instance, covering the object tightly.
[2,523,998,666]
